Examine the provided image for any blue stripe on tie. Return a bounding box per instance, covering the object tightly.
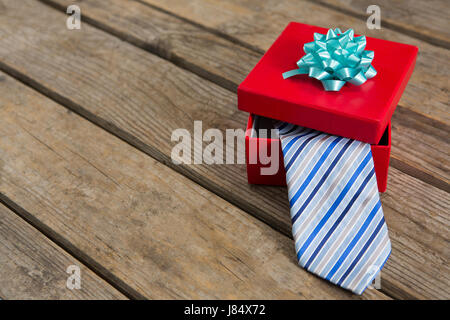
[289,136,343,208]
[282,129,313,155]
[296,151,372,259]
[285,133,323,171]
[337,216,385,286]
[325,199,381,281]
[291,139,353,222]
[304,168,375,270]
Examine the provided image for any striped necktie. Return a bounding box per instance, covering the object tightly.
[276,121,391,295]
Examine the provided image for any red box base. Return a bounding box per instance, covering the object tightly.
[245,114,390,192]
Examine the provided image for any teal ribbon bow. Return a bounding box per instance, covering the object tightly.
[283,28,377,91]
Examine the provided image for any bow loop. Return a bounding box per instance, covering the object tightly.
[313,32,325,41]
[282,28,377,91]
[326,28,337,40]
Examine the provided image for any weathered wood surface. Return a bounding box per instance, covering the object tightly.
[41,0,261,93]
[378,169,450,299]
[315,0,450,49]
[0,72,389,300]
[0,0,447,299]
[0,203,126,300]
[139,0,450,125]
[390,108,449,192]
[43,0,450,191]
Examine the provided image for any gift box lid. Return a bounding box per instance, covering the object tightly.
[238,22,418,144]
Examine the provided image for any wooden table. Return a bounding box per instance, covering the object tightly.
[0,0,448,300]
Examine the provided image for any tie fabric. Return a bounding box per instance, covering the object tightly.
[276,121,391,295]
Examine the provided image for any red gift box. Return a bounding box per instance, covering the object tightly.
[239,22,417,192]
[238,22,418,144]
[245,114,391,192]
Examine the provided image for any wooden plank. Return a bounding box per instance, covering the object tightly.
[315,0,450,49]
[0,203,126,300]
[0,72,387,300]
[139,0,450,125]
[41,0,450,190]
[378,169,450,299]
[390,108,449,192]
[40,0,261,93]
[0,0,447,299]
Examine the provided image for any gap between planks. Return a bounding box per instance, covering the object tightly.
[310,0,450,50]
[136,0,449,125]
[0,71,389,299]
[38,0,263,92]
[0,193,145,300]
[0,63,397,300]
[0,200,127,300]
[38,0,450,193]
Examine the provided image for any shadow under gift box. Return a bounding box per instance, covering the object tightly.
[245,114,391,192]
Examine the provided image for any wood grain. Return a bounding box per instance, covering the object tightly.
[0,71,387,300]
[139,0,450,125]
[42,0,450,190]
[40,0,261,93]
[0,0,447,299]
[0,203,126,300]
[314,0,450,49]
[379,169,450,299]
[390,108,449,192]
